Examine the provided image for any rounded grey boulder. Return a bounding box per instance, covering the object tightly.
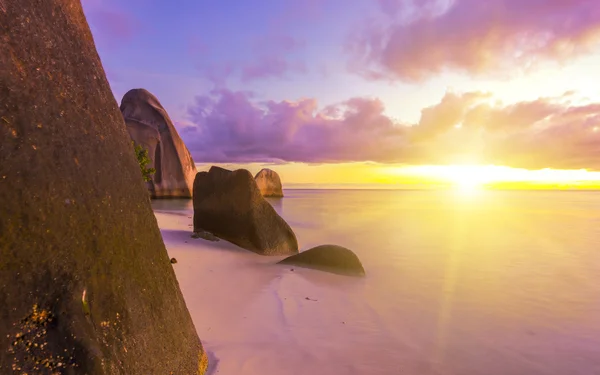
[255,168,284,197]
[278,245,366,277]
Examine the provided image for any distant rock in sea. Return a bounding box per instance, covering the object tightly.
[0,2,207,373]
[193,166,299,255]
[278,245,366,277]
[255,168,284,197]
[120,88,197,198]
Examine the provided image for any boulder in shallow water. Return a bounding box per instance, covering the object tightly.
[255,168,284,197]
[278,245,366,277]
[193,166,298,255]
[0,2,206,373]
[120,88,197,198]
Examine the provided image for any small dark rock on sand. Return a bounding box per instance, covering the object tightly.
[278,244,366,277]
[191,230,220,242]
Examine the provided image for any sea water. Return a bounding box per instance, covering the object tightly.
[153,189,600,375]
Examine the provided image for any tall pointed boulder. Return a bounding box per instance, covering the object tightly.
[0,1,207,373]
[120,89,197,198]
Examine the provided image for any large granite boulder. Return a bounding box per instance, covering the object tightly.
[278,245,366,277]
[255,168,284,197]
[120,89,197,198]
[0,2,207,373]
[193,167,298,255]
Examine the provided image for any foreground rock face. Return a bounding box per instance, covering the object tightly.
[193,167,298,255]
[120,88,197,198]
[255,168,284,197]
[278,245,366,277]
[0,2,207,373]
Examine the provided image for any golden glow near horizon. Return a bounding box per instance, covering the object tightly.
[196,162,600,190]
[390,165,600,190]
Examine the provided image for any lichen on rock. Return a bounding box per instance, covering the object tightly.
[0,1,207,373]
[8,304,76,374]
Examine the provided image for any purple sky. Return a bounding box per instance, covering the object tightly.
[82,0,600,169]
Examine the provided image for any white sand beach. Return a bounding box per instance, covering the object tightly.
[154,190,600,375]
[154,209,378,375]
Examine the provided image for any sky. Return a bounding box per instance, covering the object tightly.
[81,0,600,188]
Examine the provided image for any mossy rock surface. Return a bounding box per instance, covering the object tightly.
[0,1,206,373]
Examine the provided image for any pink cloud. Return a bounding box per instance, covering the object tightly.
[181,89,600,169]
[242,34,307,82]
[183,89,409,163]
[241,57,307,82]
[193,34,308,83]
[376,0,402,17]
[348,0,600,81]
[195,62,236,88]
[89,10,136,39]
[82,1,141,47]
[251,35,306,55]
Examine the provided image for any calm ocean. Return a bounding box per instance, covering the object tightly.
[153,189,600,375]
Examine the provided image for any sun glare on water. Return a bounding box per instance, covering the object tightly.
[391,165,600,192]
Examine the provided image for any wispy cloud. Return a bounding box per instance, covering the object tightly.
[241,57,307,82]
[192,34,308,84]
[348,0,600,82]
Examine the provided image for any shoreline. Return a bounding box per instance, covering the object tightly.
[153,209,370,375]
[152,187,600,375]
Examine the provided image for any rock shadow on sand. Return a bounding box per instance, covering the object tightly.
[277,262,367,290]
[160,229,254,254]
[204,350,220,375]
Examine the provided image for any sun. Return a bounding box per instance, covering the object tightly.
[443,166,490,193]
[384,164,600,190]
[407,165,494,192]
[453,176,484,193]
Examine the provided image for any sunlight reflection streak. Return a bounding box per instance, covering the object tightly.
[431,204,467,371]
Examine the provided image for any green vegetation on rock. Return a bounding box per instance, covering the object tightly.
[132,141,156,182]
